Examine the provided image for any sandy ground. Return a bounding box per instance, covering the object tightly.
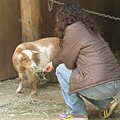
[0,78,120,120]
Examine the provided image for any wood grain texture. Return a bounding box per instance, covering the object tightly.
[20,0,42,42]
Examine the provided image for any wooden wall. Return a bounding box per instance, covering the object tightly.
[0,0,119,81]
[40,0,120,51]
[0,0,22,80]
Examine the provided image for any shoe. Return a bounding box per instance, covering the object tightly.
[59,112,88,120]
[99,99,119,119]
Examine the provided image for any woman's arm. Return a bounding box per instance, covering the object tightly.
[60,25,81,69]
[43,25,81,72]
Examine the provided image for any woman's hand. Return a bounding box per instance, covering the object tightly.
[43,62,54,72]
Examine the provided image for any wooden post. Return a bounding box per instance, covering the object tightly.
[20,0,42,42]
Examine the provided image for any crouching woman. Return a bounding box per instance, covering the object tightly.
[43,3,120,120]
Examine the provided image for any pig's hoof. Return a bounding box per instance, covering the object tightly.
[16,89,21,94]
[31,90,37,95]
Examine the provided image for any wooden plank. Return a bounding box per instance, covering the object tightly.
[0,0,22,80]
[0,0,6,79]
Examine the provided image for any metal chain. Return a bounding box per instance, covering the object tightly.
[83,9,120,21]
[48,0,120,21]
[48,0,64,11]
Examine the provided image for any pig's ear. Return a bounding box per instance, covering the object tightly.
[31,50,42,54]
[18,54,23,64]
[18,54,22,60]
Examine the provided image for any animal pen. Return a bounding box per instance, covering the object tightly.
[0,0,120,119]
[0,0,120,81]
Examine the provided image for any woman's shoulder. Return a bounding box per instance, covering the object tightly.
[66,21,83,31]
[69,21,82,27]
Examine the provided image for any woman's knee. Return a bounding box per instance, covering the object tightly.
[56,63,66,74]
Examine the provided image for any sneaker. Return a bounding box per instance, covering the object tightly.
[99,99,119,118]
[59,112,88,120]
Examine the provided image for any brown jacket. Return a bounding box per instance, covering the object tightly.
[52,21,120,94]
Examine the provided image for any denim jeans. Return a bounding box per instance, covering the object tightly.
[55,63,120,116]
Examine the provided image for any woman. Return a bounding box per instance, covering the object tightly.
[43,3,120,120]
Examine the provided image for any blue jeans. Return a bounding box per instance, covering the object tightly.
[55,63,120,116]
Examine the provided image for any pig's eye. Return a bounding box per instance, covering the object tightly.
[23,57,27,61]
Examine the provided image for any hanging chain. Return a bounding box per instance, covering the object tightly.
[48,0,64,11]
[83,9,120,21]
[48,0,120,21]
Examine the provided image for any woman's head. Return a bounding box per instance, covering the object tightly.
[54,3,100,39]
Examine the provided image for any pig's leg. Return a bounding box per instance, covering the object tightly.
[16,73,24,93]
[26,70,37,94]
[31,79,37,94]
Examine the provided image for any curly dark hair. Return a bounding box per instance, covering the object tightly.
[54,3,100,40]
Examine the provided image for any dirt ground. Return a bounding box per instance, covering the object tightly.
[0,78,120,120]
